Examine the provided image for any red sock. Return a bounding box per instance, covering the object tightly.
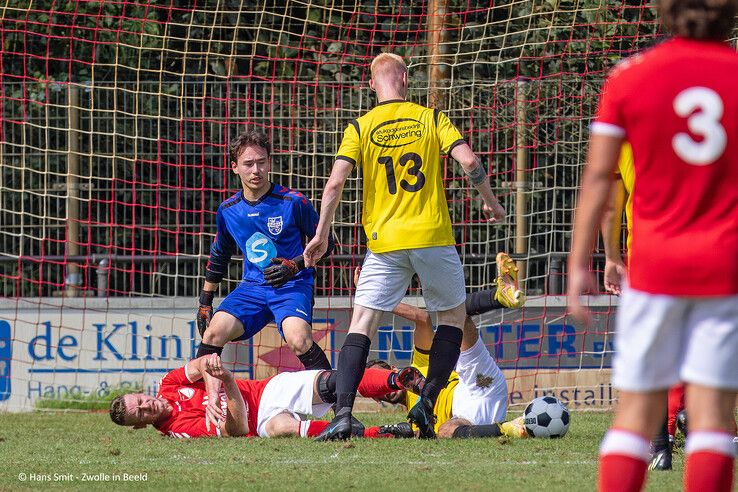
[667,384,685,437]
[357,368,394,398]
[684,431,736,492]
[302,420,330,437]
[598,429,650,492]
[363,426,393,438]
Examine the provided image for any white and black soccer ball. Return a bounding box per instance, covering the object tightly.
[523,396,570,438]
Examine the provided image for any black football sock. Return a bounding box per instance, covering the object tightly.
[452,424,502,438]
[196,342,223,358]
[334,333,372,416]
[465,290,504,315]
[297,341,332,371]
[652,417,671,453]
[421,325,463,404]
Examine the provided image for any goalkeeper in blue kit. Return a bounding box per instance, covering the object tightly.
[196,130,334,375]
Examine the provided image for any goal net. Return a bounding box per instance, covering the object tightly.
[0,1,669,411]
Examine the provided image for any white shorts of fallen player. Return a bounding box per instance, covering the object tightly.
[613,286,738,392]
[256,370,331,437]
[354,246,467,312]
[451,336,508,424]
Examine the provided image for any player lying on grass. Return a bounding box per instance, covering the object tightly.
[109,354,419,439]
[362,252,528,439]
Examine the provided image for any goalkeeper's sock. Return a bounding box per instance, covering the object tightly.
[684,431,735,492]
[297,341,332,371]
[196,343,223,358]
[421,325,463,404]
[599,428,650,492]
[334,333,371,415]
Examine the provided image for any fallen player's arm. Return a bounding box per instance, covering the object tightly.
[187,355,249,437]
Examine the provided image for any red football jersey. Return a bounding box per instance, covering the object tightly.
[593,37,738,296]
[154,366,272,438]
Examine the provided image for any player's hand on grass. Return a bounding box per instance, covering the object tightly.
[603,258,626,295]
[263,257,301,288]
[196,290,214,338]
[303,235,328,267]
[482,200,506,223]
[566,263,596,327]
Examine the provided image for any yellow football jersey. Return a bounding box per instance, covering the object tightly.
[335,100,465,253]
[406,347,459,433]
[617,142,635,254]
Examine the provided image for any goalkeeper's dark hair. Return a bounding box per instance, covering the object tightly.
[659,0,738,41]
[109,395,127,426]
[366,359,392,370]
[230,129,272,163]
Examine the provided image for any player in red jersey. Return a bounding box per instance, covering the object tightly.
[568,1,738,491]
[109,354,417,439]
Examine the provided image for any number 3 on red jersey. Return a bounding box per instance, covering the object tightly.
[672,87,727,166]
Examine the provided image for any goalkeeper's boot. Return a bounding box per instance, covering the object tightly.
[397,366,425,395]
[648,442,673,471]
[499,416,528,439]
[314,411,353,442]
[377,422,415,439]
[494,252,526,309]
[407,397,436,439]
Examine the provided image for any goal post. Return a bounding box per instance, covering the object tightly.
[0,1,675,411]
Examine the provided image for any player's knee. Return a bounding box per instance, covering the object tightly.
[265,412,300,437]
[438,417,473,438]
[203,313,241,345]
[436,303,466,328]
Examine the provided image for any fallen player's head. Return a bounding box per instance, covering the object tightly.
[659,0,737,40]
[109,393,172,429]
[366,359,406,405]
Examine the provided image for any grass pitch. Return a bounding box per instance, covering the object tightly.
[0,410,714,491]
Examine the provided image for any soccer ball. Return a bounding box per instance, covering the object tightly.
[524,396,570,438]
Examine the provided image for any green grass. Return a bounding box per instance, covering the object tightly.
[0,410,725,491]
[35,385,141,411]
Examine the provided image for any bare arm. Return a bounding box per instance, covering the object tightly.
[450,143,505,222]
[304,159,354,266]
[202,355,249,437]
[567,133,622,323]
[392,302,434,352]
[600,178,627,295]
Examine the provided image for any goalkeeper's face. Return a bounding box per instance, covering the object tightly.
[231,144,271,195]
[122,393,171,428]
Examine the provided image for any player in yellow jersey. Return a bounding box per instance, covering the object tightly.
[304,53,505,440]
[367,253,527,439]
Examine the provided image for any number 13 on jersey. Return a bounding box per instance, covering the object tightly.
[378,152,426,194]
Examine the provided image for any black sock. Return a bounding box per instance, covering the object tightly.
[652,417,671,452]
[196,342,223,358]
[334,333,372,415]
[421,325,463,404]
[452,424,502,438]
[297,341,332,371]
[465,290,504,315]
[317,370,337,403]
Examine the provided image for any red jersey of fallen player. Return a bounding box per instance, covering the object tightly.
[154,366,271,438]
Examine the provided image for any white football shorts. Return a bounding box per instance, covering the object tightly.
[451,336,508,424]
[256,370,332,437]
[613,286,738,392]
[354,245,466,312]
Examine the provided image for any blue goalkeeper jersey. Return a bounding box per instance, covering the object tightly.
[205,183,332,287]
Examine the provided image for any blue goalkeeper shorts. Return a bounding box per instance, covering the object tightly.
[214,281,314,340]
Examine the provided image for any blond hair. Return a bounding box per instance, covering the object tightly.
[370,53,407,81]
